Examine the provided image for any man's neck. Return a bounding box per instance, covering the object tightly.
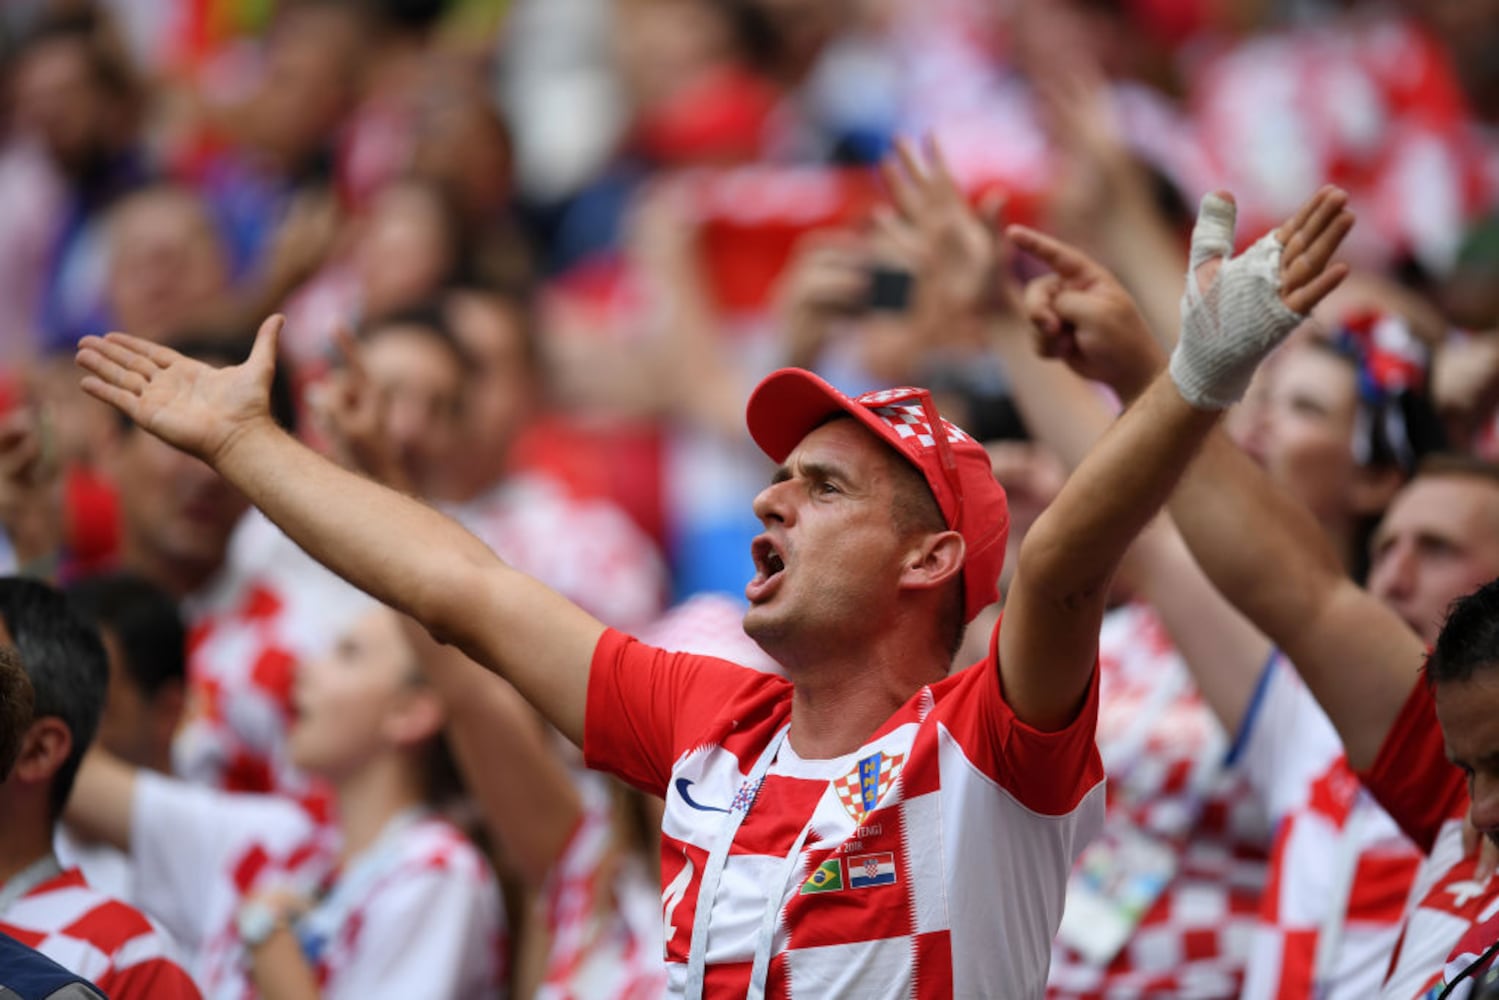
[0,795,57,888]
[332,754,425,865]
[785,649,947,760]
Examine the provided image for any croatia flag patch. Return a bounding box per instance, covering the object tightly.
[847,852,897,889]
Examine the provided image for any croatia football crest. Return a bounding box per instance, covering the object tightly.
[835,751,905,823]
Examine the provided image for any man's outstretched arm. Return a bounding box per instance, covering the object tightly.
[76,319,603,745]
[884,141,1353,730]
[1029,192,1429,769]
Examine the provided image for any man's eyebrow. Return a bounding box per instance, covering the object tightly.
[768,461,844,488]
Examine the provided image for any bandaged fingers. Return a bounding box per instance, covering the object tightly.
[1171,187,1353,410]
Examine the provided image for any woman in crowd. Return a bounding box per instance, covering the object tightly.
[63,594,506,999]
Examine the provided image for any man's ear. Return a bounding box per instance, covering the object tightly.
[149,679,187,755]
[11,717,72,786]
[900,530,966,593]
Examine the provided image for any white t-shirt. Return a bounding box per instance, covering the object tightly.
[129,771,505,999]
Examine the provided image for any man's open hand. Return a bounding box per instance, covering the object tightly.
[1171,187,1353,409]
[75,314,284,467]
[877,137,1016,341]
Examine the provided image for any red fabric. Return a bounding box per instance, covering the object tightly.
[632,65,780,165]
[63,465,120,573]
[583,625,1103,996]
[0,869,200,1000]
[1360,680,1466,854]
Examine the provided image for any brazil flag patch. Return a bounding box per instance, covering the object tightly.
[800,858,845,894]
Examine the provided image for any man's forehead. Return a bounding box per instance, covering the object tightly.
[782,418,901,474]
[1390,474,1499,531]
[1436,672,1499,752]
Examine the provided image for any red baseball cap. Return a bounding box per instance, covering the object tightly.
[745,369,1009,623]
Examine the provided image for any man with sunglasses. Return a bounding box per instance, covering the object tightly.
[72,165,1352,996]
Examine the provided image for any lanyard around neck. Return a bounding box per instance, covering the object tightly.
[683,723,791,1000]
[296,807,428,951]
[0,854,63,917]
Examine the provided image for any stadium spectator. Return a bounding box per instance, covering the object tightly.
[67,597,506,998]
[0,577,198,1000]
[74,162,1352,995]
[51,572,184,903]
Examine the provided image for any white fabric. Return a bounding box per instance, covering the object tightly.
[53,828,135,909]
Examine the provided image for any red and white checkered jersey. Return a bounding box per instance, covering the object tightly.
[53,829,133,908]
[128,771,505,999]
[445,472,667,631]
[0,867,199,1000]
[1361,679,1498,999]
[1047,604,1270,999]
[538,769,668,1000]
[1188,16,1495,273]
[584,623,1106,998]
[175,510,371,800]
[1234,655,1422,1000]
[1422,895,1499,1000]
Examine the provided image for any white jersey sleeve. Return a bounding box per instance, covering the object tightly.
[129,770,311,951]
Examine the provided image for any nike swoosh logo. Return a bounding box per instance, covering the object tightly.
[675,778,730,813]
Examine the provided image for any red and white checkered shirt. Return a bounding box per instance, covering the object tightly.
[1361,679,1499,999]
[535,595,780,997]
[1234,656,1423,1000]
[1047,603,1270,1000]
[0,865,199,1000]
[129,771,505,999]
[445,472,667,632]
[175,511,371,802]
[1189,16,1495,273]
[584,623,1105,998]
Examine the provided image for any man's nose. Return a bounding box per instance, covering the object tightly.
[1471,776,1499,841]
[1371,543,1415,602]
[752,478,794,525]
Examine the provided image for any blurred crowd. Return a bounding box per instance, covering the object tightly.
[0,0,1497,996]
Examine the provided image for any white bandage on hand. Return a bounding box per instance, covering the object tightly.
[1169,193,1305,410]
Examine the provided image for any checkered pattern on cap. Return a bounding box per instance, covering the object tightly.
[746,369,1009,622]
